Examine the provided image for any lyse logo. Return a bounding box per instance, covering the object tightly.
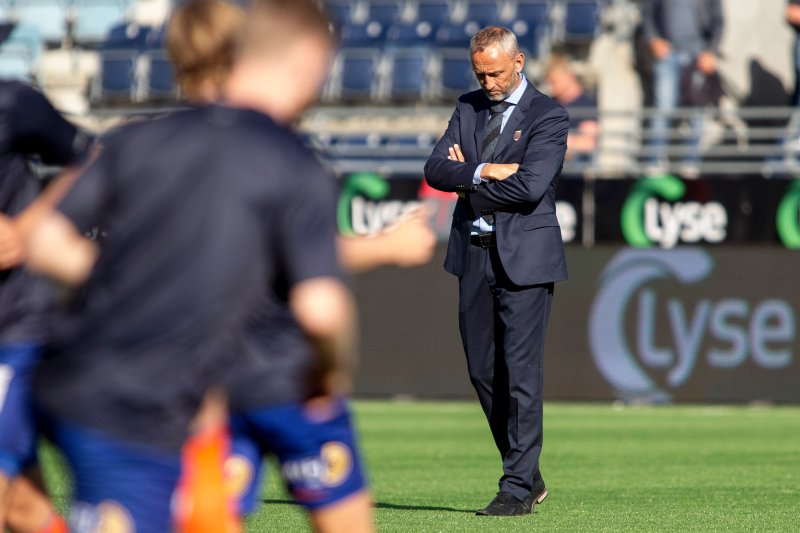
[337,172,420,235]
[636,290,793,390]
[589,249,797,403]
[622,175,728,249]
[643,199,726,249]
[556,201,577,243]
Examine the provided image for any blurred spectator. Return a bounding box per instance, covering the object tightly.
[642,0,723,176]
[787,0,800,105]
[545,53,599,161]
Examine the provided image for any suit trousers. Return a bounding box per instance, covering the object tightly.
[458,240,553,502]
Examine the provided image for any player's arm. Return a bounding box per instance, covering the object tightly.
[23,147,108,286]
[25,210,98,286]
[469,105,568,213]
[337,208,435,273]
[290,277,357,394]
[0,146,99,272]
[424,103,482,193]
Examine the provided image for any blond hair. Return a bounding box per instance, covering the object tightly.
[166,0,245,101]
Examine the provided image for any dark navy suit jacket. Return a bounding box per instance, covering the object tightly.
[424,83,569,286]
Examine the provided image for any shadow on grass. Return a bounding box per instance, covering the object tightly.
[261,499,300,507]
[375,502,475,513]
[260,498,476,514]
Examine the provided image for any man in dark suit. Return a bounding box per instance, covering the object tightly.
[424,26,568,516]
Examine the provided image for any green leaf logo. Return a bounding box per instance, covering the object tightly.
[777,180,800,249]
[337,173,390,235]
[621,175,685,248]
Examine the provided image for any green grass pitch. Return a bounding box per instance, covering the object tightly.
[40,401,800,532]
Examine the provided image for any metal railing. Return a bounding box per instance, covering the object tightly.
[300,105,800,179]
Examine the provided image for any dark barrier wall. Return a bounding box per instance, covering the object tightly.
[353,244,800,403]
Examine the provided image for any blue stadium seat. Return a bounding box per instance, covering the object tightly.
[563,0,600,43]
[15,0,68,44]
[386,21,436,46]
[385,47,431,101]
[509,21,544,58]
[510,2,551,58]
[515,0,551,25]
[437,47,478,99]
[326,0,354,26]
[465,1,501,25]
[337,47,381,101]
[144,49,175,100]
[435,21,474,47]
[94,49,139,102]
[367,1,402,25]
[414,1,451,25]
[105,22,152,49]
[73,0,127,44]
[340,21,386,47]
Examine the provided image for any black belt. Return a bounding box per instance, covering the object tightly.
[470,232,496,248]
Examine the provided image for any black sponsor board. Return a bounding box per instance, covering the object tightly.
[594,176,800,247]
[336,172,584,244]
[337,173,800,248]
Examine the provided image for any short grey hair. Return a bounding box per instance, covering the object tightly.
[469,26,520,57]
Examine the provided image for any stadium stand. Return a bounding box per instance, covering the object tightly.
[383,46,434,101]
[73,0,129,44]
[464,1,504,25]
[5,0,798,181]
[91,22,155,103]
[438,46,477,98]
[560,0,600,44]
[341,20,387,47]
[414,1,451,26]
[386,21,436,45]
[367,0,402,25]
[333,46,382,101]
[435,20,475,47]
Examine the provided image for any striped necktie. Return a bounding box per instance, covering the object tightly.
[480,101,511,163]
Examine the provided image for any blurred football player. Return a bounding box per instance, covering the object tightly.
[0,80,92,533]
[14,1,357,531]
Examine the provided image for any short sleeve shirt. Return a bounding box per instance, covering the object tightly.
[35,105,341,451]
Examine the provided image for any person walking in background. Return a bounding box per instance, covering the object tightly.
[425,26,568,517]
[642,0,724,176]
[545,52,599,163]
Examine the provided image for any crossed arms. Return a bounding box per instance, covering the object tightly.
[424,103,569,212]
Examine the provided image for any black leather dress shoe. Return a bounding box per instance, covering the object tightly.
[475,491,531,516]
[524,480,549,512]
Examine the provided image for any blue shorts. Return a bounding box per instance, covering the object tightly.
[229,398,366,513]
[0,343,41,478]
[45,419,182,533]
